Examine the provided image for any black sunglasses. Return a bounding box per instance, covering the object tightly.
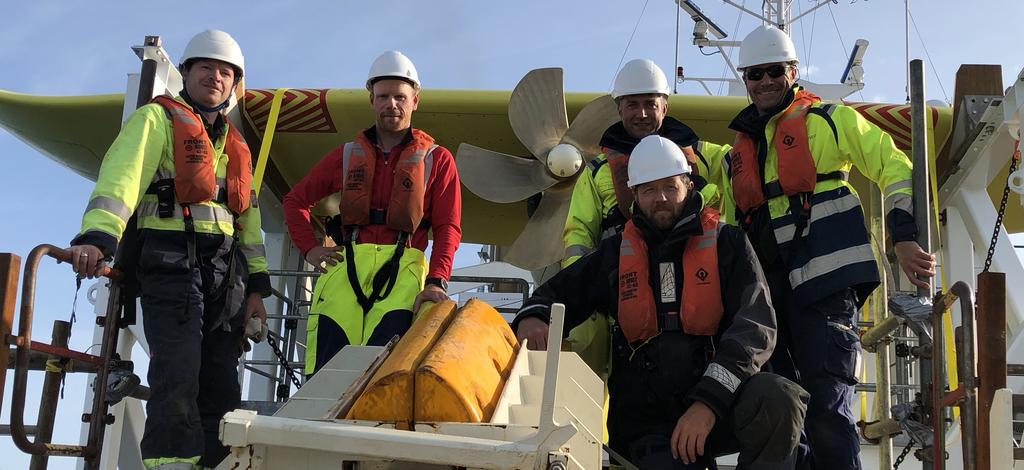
[743,64,789,81]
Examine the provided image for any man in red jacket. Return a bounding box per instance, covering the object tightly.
[283,51,461,375]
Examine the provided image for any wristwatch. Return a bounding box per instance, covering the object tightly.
[425,277,449,292]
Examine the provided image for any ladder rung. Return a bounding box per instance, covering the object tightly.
[0,424,37,436]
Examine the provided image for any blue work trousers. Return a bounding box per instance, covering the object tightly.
[767,266,863,470]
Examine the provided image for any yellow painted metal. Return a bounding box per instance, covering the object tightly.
[347,300,458,427]
[0,90,122,180]
[251,88,289,197]
[414,298,519,423]
[3,87,1021,245]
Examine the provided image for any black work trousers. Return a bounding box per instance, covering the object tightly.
[607,332,809,469]
[137,230,247,468]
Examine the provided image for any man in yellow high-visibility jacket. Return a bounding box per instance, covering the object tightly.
[561,59,731,375]
[68,30,269,470]
[721,25,935,470]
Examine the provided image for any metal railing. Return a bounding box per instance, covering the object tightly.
[1,246,130,469]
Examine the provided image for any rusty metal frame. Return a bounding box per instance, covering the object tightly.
[6,244,123,468]
[929,281,978,470]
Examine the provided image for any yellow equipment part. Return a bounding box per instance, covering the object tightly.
[347,301,458,426]
[415,299,520,423]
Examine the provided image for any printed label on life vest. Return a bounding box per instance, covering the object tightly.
[620,271,639,301]
[660,262,676,303]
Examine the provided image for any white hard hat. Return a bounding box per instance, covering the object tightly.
[180,29,245,77]
[736,25,798,70]
[611,59,671,99]
[627,135,691,187]
[366,50,420,90]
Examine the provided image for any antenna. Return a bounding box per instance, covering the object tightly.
[840,39,870,85]
[676,0,866,99]
[677,0,728,39]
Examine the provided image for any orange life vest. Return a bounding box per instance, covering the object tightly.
[152,95,252,215]
[606,145,701,218]
[338,129,432,233]
[617,207,724,343]
[729,90,821,215]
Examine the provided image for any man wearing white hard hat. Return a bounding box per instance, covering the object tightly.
[721,25,936,469]
[560,58,732,377]
[67,30,270,468]
[283,51,461,376]
[516,135,807,469]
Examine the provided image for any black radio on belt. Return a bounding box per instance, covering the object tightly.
[152,180,176,219]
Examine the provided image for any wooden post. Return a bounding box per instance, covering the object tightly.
[976,271,1007,470]
[0,253,21,413]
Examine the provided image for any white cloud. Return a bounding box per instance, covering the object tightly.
[799,64,822,80]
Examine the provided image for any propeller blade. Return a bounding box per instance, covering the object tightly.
[455,143,559,203]
[503,183,574,269]
[508,68,568,162]
[561,94,620,159]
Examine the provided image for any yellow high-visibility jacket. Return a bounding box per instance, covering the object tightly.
[75,96,269,284]
[721,87,916,305]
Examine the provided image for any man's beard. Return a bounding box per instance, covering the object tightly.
[646,203,683,231]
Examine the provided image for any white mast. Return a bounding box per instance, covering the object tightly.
[676,0,867,100]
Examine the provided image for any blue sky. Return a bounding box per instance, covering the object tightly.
[1,1,1023,468]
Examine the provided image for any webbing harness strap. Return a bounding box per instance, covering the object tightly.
[343,230,411,315]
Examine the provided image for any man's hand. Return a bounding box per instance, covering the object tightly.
[412,284,448,313]
[304,246,345,273]
[244,292,267,324]
[67,244,106,279]
[515,316,549,350]
[670,401,717,464]
[894,240,935,289]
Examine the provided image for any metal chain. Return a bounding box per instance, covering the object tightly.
[983,143,1021,272]
[893,440,914,470]
[266,334,302,390]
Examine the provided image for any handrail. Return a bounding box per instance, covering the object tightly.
[9,244,126,465]
[930,281,977,470]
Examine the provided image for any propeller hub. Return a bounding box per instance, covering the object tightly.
[546,143,583,178]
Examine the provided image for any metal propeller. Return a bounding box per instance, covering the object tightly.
[456,67,619,269]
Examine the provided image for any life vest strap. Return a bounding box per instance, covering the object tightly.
[664,312,681,331]
[147,178,229,219]
[599,205,628,239]
[367,209,432,230]
[762,170,849,200]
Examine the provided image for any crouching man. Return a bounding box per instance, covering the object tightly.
[514,136,808,469]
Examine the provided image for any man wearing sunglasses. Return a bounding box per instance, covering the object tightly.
[720,25,935,469]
